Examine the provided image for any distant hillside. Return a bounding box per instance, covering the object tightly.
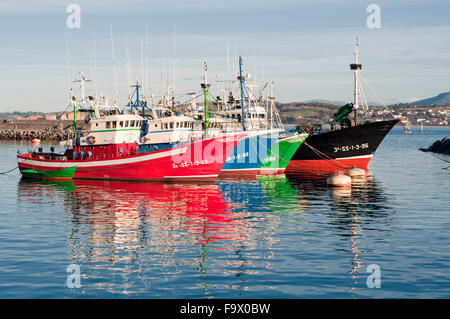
[276,102,340,125]
[411,92,450,106]
[302,99,346,106]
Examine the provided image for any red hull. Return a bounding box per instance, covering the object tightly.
[18,133,246,181]
[286,155,372,175]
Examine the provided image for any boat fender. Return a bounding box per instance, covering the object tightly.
[327,174,351,187]
[88,136,96,144]
[345,167,366,177]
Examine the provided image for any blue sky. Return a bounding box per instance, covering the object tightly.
[0,0,449,112]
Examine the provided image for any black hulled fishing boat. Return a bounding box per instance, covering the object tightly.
[286,42,399,175]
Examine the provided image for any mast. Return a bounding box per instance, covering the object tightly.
[128,81,142,115]
[269,81,274,130]
[73,73,91,136]
[238,56,246,131]
[110,23,118,102]
[350,38,362,121]
[201,61,210,132]
[69,89,76,136]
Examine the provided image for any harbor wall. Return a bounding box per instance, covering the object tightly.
[0,120,84,141]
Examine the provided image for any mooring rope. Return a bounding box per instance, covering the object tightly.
[0,166,18,174]
[301,139,352,170]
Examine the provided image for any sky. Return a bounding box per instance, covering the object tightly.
[0,0,449,112]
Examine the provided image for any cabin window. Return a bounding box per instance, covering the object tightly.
[125,121,129,127]
[112,122,117,128]
[96,123,99,127]
[130,121,135,127]
[176,122,179,128]
[170,122,174,129]
[155,124,158,128]
[119,121,124,127]
[164,123,168,130]
[106,122,111,128]
[259,114,265,119]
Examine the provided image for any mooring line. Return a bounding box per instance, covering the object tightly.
[0,166,18,175]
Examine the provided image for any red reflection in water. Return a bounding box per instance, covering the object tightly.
[73,179,248,245]
[18,179,250,250]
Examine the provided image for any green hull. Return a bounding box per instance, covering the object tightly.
[20,166,77,180]
[260,133,308,170]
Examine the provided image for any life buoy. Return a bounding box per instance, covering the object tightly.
[88,136,96,144]
[140,136,147,143]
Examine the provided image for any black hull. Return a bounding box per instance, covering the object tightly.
[291,119,399,161]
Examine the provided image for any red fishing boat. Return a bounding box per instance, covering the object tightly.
[17,75,246,181]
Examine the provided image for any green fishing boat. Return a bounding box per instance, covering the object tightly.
[260,133,309,173]
[20,166,77,180]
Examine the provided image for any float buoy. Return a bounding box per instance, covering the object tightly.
[32,139,41,147]
[87,136,96,144]
[327,174,352,187]
[345,167,366,177]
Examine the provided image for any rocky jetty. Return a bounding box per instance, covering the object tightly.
[0,120,78,141]
[0,128,73,141]
[420,136,450,155]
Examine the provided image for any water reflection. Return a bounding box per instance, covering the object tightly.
[287,172,393,296]
[16,172,393,297]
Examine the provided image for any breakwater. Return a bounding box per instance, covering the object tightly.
[420,136,450,155]
[0,120,81,141]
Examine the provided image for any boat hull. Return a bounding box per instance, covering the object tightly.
[219,130,280,176]
[286,119,398,175]
[20,166,77,180]
[259,133,309,175]
[17,133,245,181]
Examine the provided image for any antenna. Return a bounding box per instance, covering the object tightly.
[73,72,92,103]
[171,24,177,97]
[226,35,230,75]
[145,24,150,94]
[110,22,118,102]
[238,56,246,131]
[93,31,98,101]
[141,39,145,97]
[350,37,362,110]
[126,45,131,91]
[65,30,71,94]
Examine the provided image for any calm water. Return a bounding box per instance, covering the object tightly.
[0,127,449,298]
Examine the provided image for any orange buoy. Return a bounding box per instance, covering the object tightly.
[32,139,41,147]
